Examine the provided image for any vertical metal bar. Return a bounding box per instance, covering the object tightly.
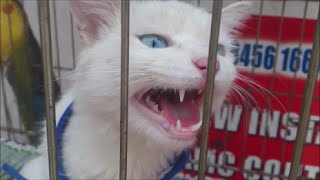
[249,0,264,79]
[280,0,308,167]
[52,0,61,85]
[239,1,264,172]
[197,1,223,179]
[119,0,130,179]
[267,0,286,114]
[1,0,15,142]
[288,7,320,180]
[1,74,14,141]
[38,0,58,179]
[260,2,286,172]
[70,15,76,69]
[0,0,2,138]
[0,74,2,138]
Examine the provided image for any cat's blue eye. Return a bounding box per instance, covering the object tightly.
[139,34,168,48]
[217,44,226,56]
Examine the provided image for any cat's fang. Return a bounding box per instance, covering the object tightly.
[145,96,155,107]
[190,120,202,131]
[198,89,203,95]
[151,104,160,113]
[179,90,185,102]
[176,119,182,131]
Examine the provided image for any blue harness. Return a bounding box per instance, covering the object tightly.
[2,103,189,180]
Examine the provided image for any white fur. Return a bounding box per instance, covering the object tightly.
[21,1,250,179]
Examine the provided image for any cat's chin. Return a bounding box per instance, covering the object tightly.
[130,87,205,140]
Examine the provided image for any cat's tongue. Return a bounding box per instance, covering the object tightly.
[160,99,200,127]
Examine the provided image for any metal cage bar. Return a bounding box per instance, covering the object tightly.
[38,0,58,179]
[119,0,130,179]
[238,1,264,174]
[70,15,76,69]
[288,7,320,179]
[280,0,309,168]
[52,0,62,85]
[197,1,223,179]
[260,0,286,171]
[1,0,14,142]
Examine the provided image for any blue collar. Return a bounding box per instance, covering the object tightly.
[2,103,189,180]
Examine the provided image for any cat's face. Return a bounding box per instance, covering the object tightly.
[70,0,250,149]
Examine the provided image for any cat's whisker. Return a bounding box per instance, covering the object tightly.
[237,73,289,89]
[235,76,287,113]
[229,87,247,107]
[227,89,251,128]
[230,86,253,111]
[229,87,253,130]
[235,75,271,102]
[232,84,261,110]
[233,85,256,111]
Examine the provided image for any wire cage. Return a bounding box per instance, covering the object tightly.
[0,0,319,179]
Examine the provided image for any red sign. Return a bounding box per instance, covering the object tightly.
[177,15,319,180]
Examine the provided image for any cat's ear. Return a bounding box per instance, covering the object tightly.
[221,1,252,34]
[69,0,120,43]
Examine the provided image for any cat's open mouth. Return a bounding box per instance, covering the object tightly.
[132,88,204,140]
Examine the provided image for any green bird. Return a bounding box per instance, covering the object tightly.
[1,0,61,145]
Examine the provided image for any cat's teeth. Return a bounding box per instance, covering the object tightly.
[145,96,155,107]
[151,104,160,113]
[190,120,202,131]
[179,90,185,102]
[198,89,203,95]
[176,120,182,131]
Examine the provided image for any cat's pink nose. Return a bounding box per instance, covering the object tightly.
[192,57,220,76]
[193,57,220,89]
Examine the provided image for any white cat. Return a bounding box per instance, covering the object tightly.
[20,0,251,179]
